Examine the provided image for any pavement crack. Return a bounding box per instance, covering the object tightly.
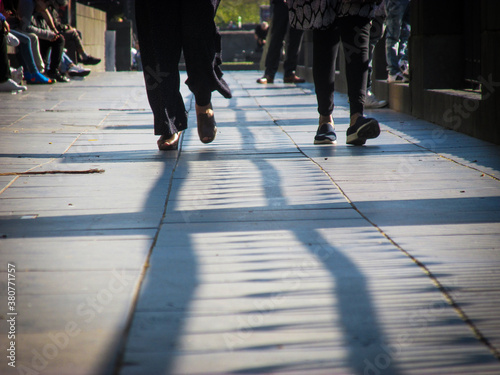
[0,168,105,176]
[254,96,500,362]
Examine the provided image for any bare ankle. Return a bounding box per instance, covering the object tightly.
[196,103,212,115]
[319,115,333,125]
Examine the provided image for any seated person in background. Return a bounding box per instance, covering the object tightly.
[3,0,53,83]
[58,51,91,77]
[0,13,27,92]
[49,0,100,65]
[2,5,53,83]
[254,21,268,52]
[9,28,53,83]
[16,0,68,82]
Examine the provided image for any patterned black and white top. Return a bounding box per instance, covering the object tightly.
[287,0,381,30]
[336,0,377,18]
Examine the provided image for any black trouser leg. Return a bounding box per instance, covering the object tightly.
[313,22,340,116]
[135,0,186,136]
[339,16,371,116]
[136,0,230,135]
[51,36,65,72]
[40,37,65,73]
[264,1,288,78]
[63,29,84,63]
[283,27,304,77]
[368,15,385,91]
[181,0,223,106]
[313,16,371,117]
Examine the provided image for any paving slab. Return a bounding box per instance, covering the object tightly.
[0,72,185,374]
[1,71,499,375]
[119,72,500,375]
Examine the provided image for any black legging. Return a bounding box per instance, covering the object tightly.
[135,0,231,137]
[313,15,371,117]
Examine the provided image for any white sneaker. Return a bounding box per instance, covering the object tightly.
[388,72,409,83]
[68,65,91,77]
[399,60,410,77]
[0,79,27,92]
[10,66,24,85]
[365,91,387,109]
[7,33,20,47]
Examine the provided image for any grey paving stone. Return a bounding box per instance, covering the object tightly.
[0,294,134,375]
[0,237,152,271]
[1,71,500,375]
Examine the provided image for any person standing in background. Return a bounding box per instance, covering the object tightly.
[385,0,410,83]
[254,21,268,53]
[257,0,305,84]
[365,0,388,108]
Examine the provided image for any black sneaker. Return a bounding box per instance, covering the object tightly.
[314,123,337,144]
[80,55,101,65]
[47,70,70,83]
[346,116,380,145]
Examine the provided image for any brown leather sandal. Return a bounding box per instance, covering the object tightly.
[197,111,217,144]
[157,132,181,151]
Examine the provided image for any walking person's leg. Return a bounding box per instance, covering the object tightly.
[135,0,186,149]
[340,16,380,145]
[258,0,289,83]
[283,26,305,82]
[181,0,231,144]
[312,21,341,144]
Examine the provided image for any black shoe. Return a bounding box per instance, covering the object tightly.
[47,70,70,83]
[80,55,101,65]
[314,123,337,144]
[346,116,380,146]
[283,74,305,84]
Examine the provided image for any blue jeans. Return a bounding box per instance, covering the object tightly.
[385,0,410,75]
[9,29,39,74]
[368,15,385,91]
[59,52,73,73]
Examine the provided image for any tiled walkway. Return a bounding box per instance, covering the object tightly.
[1,71,499,374]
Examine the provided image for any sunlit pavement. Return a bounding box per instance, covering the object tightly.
[1,71,500,375]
